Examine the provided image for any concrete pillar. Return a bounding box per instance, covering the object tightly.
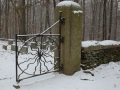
[55,1,82,75]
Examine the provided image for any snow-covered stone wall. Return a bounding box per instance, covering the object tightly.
[81,44,120,70]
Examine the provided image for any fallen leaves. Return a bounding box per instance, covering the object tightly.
[13,85,20,89]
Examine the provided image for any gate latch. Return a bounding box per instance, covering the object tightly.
[60,36,64,43]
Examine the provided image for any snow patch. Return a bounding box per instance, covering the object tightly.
[82,40,120,47]
[73,10,83,14]
[56,1,80,7]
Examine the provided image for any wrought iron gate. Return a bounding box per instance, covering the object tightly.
[15,12,65,82]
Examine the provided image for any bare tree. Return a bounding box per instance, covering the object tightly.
[103,0,107,40]
[19,0,26,40]
[0,0,120,41]
[114,0,118,40]
[45,0,51,33]
[82,0,85,40]
[74,0,79,3]
[108,0,113,40]
[5,0,10,39]
[90,0,96,40]
[98,0,103,40]
[59,0,64,2]
[53,0,56,9]
[0,0,1,36]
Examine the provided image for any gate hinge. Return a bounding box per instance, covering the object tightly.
[60,36,64,43]
[60,17,65,25]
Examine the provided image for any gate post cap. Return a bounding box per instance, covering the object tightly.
[56,1,81,8]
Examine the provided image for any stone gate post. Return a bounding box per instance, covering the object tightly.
[55,1,82,75]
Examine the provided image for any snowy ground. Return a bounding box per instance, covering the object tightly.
[0,40,120,90]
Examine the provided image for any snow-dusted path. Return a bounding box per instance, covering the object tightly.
[0,40,120,90]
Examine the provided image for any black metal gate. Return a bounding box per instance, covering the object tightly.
[15,12,65,83]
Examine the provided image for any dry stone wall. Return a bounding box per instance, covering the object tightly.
[81,45,120,70]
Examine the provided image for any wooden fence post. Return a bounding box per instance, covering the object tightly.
[55,1,83,75]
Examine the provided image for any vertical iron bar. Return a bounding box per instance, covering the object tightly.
[59,11,62,71]
[15,34,18,82]
[40,35,43,50]
[39,36,43,74]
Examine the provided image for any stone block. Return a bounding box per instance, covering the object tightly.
[30,42,37,49]
[50,45,55,51]
[81,60,90,64]
[21,46,28,53]
[3,45,7,50]
[11,44,18,51]
[8,39,13,45]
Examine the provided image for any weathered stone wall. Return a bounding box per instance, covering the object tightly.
[81,45,120,70]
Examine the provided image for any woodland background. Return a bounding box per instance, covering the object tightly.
[0,0,120,41]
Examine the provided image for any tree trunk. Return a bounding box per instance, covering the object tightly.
[0,0,1,37]
[45,0,51,33]
[82,0,85,41]
[114,0,118,40]
[103,0,107,40]
[53,0,56,9]
[74,0,79,3]
[98,0,102,40]
[108,0,113,40]
[26,0,29,34]
[5,0,10,39]
[19,0,26,40]
[39,1,43,33]
[90,0,95,40]
[32,3,35,34]
[59,0,64,2]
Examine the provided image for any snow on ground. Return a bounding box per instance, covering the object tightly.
[0,40,120,90]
